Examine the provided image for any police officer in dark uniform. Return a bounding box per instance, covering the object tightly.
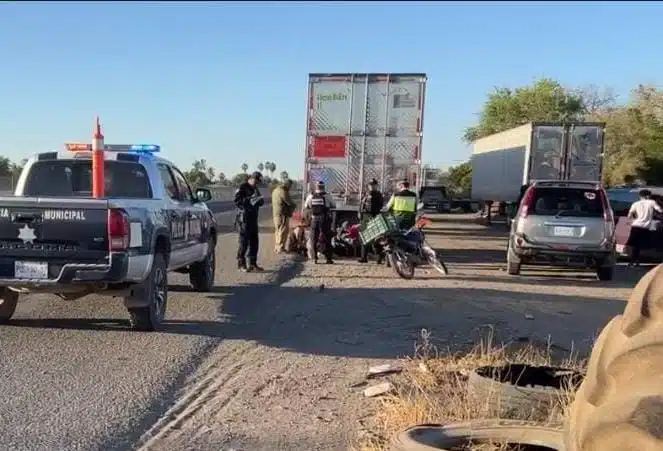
[304,181,335,264]
[385,179,418,230]
[234,171,264,272]
[358,178,385,264]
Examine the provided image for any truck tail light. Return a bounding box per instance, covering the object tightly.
[520,187,537,218]
[108,209,130,251]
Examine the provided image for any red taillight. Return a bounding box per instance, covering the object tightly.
[599,189,614,223]
[598,188,615,242]
[108,209,130,251]
[520,187,537,218]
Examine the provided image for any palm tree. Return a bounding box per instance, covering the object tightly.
[257,162,264,172]
[267,162,277,177]
[241,163,248,174]
[280,170,289,181]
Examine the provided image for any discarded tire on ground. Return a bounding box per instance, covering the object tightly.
[565,263,663,451]
[467,364,584,417]
[389,420,564,451]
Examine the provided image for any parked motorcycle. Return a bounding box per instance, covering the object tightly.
[378,216,448,279]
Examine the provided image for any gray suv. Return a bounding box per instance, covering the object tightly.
[506,181,616,280]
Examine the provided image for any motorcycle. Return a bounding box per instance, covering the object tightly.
[330,221,361,258]
[378,216,448,279]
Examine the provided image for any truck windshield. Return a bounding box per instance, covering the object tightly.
[23,160,152,198]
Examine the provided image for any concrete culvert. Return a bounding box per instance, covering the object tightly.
[467,364,584,418]
[389,420,564,451]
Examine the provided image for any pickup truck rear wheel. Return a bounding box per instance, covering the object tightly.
[189,238,216,292]
[0,288,18,324]
[128,253,168,331]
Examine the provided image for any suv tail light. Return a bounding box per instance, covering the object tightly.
[519,187,537,218]
[598,188,615,242]
[108,209,130,251]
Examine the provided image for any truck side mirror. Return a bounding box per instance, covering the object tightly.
[195,188,212,202]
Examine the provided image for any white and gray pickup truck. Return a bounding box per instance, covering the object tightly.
[0,147,218,331]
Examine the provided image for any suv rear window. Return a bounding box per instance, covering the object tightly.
[530,187,604,217]
[23,160,152,198]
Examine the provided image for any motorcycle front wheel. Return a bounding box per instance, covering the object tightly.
[387,248,415,280]
[423,244,449,276]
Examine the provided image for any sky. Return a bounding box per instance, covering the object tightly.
[1,1,662,179]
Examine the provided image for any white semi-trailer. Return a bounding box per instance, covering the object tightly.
[471,122,606,214]
[303,73,427,225]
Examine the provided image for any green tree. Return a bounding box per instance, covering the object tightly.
[183,159,215,187]
[241,163,249,174]
[280,170,289,182]
[0,157,12,177]
[446,162,472,196]
[257,162,264,172]
[232,173,248,186]
[463,78,586,143]
[217,172,227,185]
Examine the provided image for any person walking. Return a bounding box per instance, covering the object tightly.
[271,179,295,254]
[304,181,335,264]
[234,171,265,272]
[626,189,662,267]
[358,178,385,264]
[385,179,419,230]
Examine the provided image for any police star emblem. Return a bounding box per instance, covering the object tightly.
[18,224,37,244]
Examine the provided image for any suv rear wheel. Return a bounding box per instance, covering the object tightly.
[506,242,521,276]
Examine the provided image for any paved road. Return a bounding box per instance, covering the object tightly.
[0,206,282,451]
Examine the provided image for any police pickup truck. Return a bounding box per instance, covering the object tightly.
[0,144,218,331]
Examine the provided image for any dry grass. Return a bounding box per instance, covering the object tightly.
[356,328,589,451]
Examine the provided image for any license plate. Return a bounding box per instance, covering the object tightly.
[553,226,575,237]
[14,261,48,279]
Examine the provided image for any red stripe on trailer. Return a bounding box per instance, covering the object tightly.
[374,76,388,82]
[416,118,421,133]
[414,145,420,160]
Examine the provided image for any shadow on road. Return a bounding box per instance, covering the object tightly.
[5,281,626,361]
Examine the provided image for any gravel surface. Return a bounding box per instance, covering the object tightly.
[0,207,290,451]
[137,214,643,451]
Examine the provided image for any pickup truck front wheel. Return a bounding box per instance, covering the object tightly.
[0,288,18,324]
[189,238,216,292]
[127,253,168,331]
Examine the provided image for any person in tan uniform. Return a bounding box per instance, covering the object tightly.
[271,179,295,253]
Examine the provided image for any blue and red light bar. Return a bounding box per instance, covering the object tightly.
[64,143,160,153]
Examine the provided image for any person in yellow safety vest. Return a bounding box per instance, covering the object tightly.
[385,179,418,230]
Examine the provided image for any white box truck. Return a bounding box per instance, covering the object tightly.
[303,73,427,225]
[471,122,605,214]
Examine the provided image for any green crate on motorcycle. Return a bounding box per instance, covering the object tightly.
[359,213,399,245]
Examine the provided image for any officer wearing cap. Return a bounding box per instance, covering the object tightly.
[234,171,264,272]
[385,178,418,230]
[304,181,336,264]
[358,178,385,264]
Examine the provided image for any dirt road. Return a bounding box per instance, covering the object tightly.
[137,214,641,451]
[0,207,289,451]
